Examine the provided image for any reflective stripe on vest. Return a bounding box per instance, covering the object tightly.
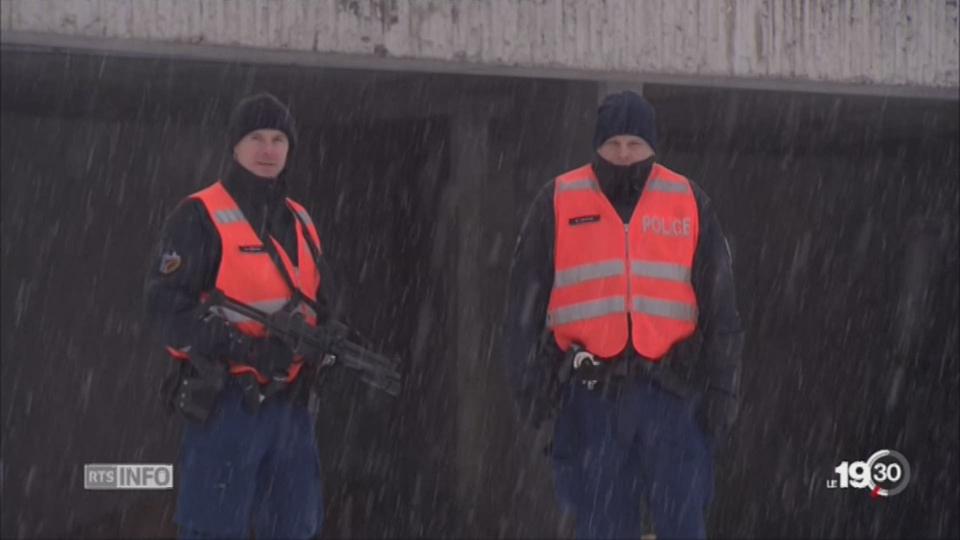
[547,296,627,326]
[554,260,627,289]
[630,261,691,282]
[170,181,323,384]
[547,163,699,360]
[214,209,245,225]
[632,296,698,322]
[208,298,319,327]
[557,178,601,193]
[645,179,690,194]
[295,208,314,228]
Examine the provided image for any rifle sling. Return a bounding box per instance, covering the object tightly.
[251,209,322,316]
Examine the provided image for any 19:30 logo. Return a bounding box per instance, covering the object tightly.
[826,449,911,498]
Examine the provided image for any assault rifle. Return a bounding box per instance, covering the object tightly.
[200,289,403,397]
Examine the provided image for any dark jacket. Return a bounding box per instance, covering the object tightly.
[143,162,337,365]
[501,157,744,430]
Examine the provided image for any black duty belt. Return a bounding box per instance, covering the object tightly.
[565,348,693,399]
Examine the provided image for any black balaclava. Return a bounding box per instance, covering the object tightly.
[591,91,658,219]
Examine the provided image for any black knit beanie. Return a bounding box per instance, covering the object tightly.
[226,92,298,151]
[592,90,657,152]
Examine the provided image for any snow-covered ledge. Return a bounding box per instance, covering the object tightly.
[2,0,957,99]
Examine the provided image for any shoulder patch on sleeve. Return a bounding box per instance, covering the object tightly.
[159,250,183,275]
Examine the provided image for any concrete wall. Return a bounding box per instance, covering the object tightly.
[2,0,958,97]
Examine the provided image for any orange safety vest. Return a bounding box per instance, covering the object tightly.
[166,180,323,384]
[547,163,699,361]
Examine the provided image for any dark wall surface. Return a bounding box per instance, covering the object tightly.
[0,49,595,539]
[648,85,959,539]
[2,49,957,539]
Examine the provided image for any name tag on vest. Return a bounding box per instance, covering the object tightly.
[239,244,266,253]
[569,214,601,226]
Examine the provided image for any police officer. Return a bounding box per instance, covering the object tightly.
[145,93,332,539]
[501,90,744,539]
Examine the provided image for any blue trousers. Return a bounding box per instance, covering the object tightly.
[552,379,714,539]
[175,383,323,539]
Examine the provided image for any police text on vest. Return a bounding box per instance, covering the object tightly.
[641,216,691,237]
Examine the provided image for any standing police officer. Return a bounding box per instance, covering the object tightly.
[145,93,331,539]
[501,90,744,539]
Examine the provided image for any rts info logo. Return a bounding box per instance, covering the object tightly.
[826,449,911,498]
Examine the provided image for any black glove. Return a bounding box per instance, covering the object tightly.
[523,387,557,432]
[247,336,296,376]
[190,313,253,360]
[193,312,295,376]
[535,418,555,457]
[697,387,738,444]
[235,338,297,414]
[523,340,569,430]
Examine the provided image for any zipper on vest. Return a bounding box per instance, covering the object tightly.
[624,223,632,337]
